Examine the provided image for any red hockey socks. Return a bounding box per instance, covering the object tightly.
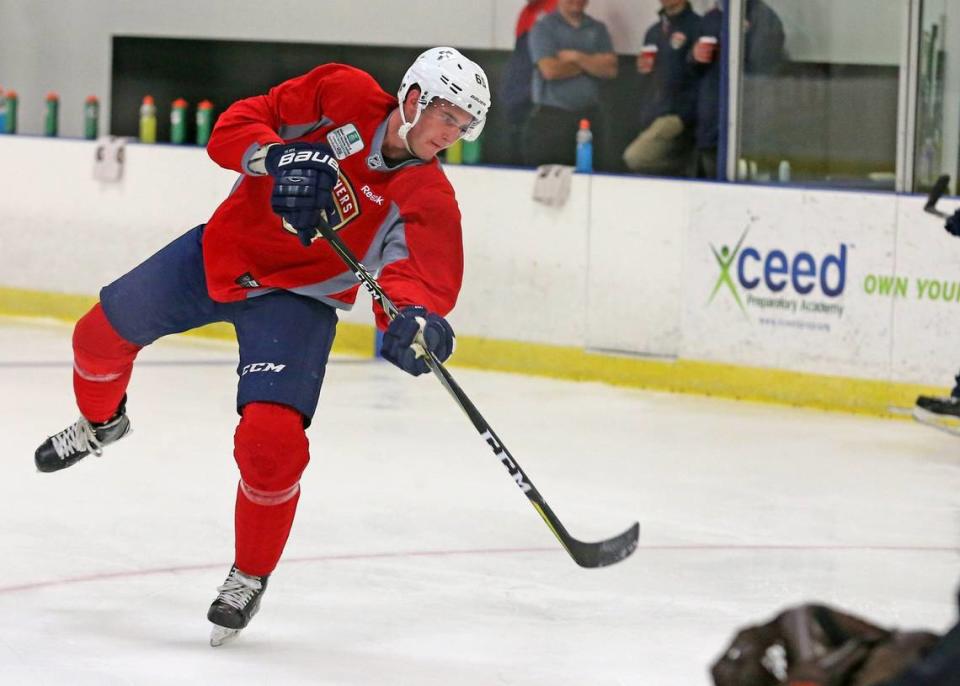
[233,402,310,577]
[72,303,141,423]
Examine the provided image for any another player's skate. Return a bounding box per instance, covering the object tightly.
[34,398,131,473]
[207,565,270,647]
[913,391,960,435]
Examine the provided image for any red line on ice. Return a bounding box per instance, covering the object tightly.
[1,543,956,595]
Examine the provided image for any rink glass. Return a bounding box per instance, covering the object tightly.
[737,0,904,190]
[913,0,960,196]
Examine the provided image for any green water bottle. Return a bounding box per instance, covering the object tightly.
[196,99,214,146]
[44,92,59,137]
[445,138,462,164]
[462,135,482,164]
[4,90,17,134]
[83,95,99,139]
[170,97,188,144]
[139,95,157,143]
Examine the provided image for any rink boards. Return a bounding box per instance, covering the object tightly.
[0,136,956,414]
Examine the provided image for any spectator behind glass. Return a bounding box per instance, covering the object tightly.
[524,0,618,167]
[692,0,785,179]
[622,0,701,176]
[500,0,558,165]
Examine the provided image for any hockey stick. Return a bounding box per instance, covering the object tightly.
[316,223,639,568]
[924,174,951,218]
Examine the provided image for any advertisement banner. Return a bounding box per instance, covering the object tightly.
[681,184,898,378]
[888,196,960,386]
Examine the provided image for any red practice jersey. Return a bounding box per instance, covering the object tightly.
[515,0,557,38]
[203,64,464,329]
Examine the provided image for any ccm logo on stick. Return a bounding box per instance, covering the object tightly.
[241,362,287,376]
[482,429,532,493]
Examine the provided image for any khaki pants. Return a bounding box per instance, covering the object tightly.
[622,115,687,174]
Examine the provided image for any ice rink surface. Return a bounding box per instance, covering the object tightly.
[2,317,959,685]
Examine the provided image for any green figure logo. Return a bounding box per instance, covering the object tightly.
[708,229,749,314]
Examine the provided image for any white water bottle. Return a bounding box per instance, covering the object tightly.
[778,160,791,183]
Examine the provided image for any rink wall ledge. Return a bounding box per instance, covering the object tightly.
[2,286,938,419]
[0,287,375,359]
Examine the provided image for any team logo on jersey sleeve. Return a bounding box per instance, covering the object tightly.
[278,171,360,242]
[326,123,365,160]
[324,171,361,230]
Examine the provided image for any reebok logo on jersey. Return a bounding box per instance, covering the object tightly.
[277,149,339,173]
[241,362,287,376]
[361,185,384,206]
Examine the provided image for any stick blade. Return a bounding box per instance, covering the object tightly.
[568,521,640,569]
[925,174,951,213]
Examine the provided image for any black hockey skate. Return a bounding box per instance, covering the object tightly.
[207,565,270,647]
[34,397,131,473]
[913,391,960,436]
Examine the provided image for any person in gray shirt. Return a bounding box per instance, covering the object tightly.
[524,0,617,167]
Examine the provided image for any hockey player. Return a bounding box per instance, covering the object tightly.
[914,207,960,434]
[33,47,491,646]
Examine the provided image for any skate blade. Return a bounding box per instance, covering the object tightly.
[210,624,242,647]
[912,406,960,436]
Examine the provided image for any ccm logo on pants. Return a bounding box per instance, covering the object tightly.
[241,362,287,376]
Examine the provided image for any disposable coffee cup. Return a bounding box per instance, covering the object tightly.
[697,35,718,62]
[640,44,658,71]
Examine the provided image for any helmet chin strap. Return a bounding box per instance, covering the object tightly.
[398,105,424,157]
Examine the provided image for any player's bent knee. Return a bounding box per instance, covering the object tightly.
[73,303,141,371]
[234,402,310,494]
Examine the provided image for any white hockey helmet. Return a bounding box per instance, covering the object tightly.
[397,47,491,151]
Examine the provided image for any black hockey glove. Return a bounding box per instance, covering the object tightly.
[381,306,455,377]
[946,208,960,237]
[264,142,340,247]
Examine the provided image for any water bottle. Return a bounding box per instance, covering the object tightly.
[462,135,482,164]
[0,89,6,134]
[139,95,157,143]
[196,100,214,146]
[444,138,462,164]
[4,90,16,133]
[778,160,791,183]
[83,95,99,140]
[170,98,188,144]
[575,118,593,173]
[44,92,59,137]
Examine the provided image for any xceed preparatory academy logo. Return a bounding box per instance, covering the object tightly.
[708,228,849,330]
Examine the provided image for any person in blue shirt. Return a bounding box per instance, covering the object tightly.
[523,0,617,168]
[500,0,557,166]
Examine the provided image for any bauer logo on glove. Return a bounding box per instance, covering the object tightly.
[276,148,339,173]
[264,142,341,247]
